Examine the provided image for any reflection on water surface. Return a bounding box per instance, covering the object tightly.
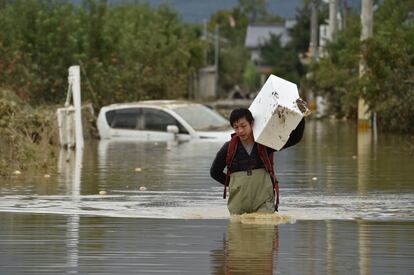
[0,120,413,274]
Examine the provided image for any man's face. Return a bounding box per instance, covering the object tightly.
[232,117,253,142]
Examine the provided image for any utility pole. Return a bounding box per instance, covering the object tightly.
[202,19,208,66]
[214,24,219,97]
[310,0,319,60]
[358,0,373,128]
[342,0,348,29]
[329,0,338,42]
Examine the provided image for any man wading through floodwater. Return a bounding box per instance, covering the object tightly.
[210,108,305,215]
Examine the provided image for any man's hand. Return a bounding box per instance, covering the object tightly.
[296,98,311,117]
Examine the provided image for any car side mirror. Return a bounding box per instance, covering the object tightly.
[166,125,179,134]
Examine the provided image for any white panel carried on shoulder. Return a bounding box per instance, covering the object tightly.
[249,74,305,150]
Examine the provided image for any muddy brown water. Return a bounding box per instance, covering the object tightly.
[1,120,413,274]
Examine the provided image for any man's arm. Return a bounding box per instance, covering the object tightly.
[282,118,305,149]
[210,142,229,185]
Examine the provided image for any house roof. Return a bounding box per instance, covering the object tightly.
[245,24,291,48]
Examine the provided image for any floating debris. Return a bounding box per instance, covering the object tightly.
[135,167,142,172]
[13,170,21,175]
[352,155,357,159]
[139,186,147,191]
[231,212,291,225]
[99,190,107,195]
[44,174,51,178]
[312,177,318,181]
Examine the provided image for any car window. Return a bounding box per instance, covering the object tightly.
[172,104,229,131]
[106,108,140,129]
[142,108,188,134]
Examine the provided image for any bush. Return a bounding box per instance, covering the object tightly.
[0,0,204,107]
[307,0,414,132]
[0,90,57,176]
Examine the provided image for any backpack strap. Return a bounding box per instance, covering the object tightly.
[257,144,280,212]
[223,134,238,199]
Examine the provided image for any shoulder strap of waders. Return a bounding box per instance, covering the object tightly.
[223,134,238,199]
[257,144,279,212]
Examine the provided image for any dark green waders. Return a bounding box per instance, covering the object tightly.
[227,168,275,215]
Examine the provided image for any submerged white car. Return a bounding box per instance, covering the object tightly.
[97,100,232,141]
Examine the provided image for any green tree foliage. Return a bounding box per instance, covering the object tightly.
[260,34,304,84]
[0,0,80,102]
[361,0,414,132]
[308,0,414,132]
[0,89,56,175]
[243,60,260,91]
[207,0,285,94]
[0,0,204,106]
[208,8,249,45]
[80,2,204,106]
[288,0,327,54]
[219,46,250,92]
[238,0,267,23]
[288,4,311,54]
[307,14,361,117]
[207,4,252,94]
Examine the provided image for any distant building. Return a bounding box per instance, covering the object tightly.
[193,66,216,99]
[244,20,296,85]
[244,20,296,62]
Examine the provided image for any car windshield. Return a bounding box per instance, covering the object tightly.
[172,104,230,131]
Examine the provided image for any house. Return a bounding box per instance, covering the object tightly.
[244,20,296,84]
[244,20,296,62]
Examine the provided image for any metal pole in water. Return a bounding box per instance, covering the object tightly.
[69,66,84,151]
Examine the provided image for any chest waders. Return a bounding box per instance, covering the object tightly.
[223,135,280,212]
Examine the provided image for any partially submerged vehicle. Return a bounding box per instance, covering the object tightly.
[97,100,232,141]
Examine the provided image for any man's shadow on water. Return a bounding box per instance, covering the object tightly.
[211,222,279,275]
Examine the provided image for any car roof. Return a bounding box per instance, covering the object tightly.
[102,100,201,111]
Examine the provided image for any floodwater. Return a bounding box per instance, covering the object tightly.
[1,120,413,274]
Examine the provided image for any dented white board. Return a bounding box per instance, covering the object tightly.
[249,74,303,150]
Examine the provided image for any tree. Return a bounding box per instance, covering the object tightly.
[0,1,204,106]
[207,0,285,95]
[360,0,414,132]
[243,60,260,92]
[238,0,267,23]
[307,0,414,131]
[260,34,303,84]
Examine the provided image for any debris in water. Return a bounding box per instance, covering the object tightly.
[44,174,50,178]
[231,212,291,225]
[99,190,107,195]
[312,177,318,181]
[13,170,21,175]
[139,186,147,191]
[135,167,142,172]
[352,155,357,159]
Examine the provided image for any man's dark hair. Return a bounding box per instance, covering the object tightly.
[229,108,254,127]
